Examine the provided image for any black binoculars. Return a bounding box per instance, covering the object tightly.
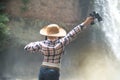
[89,11,102,25]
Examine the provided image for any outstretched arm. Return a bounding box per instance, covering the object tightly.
[24,41,42,53]
[60,16,94,46]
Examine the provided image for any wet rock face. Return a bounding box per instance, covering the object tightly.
[6,0,91,24]
[5,0,92,43]
[1,0,93,80]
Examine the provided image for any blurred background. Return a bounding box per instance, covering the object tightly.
[0,0,120,80]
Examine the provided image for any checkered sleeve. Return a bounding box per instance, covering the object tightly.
[60,24,83,46]
[24,41,42,53]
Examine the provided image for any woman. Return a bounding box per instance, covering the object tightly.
[24,16,94,80]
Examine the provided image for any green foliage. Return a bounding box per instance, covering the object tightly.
[21,0,30,12]
[0,14,9,37]
[22,0,30,5]
[0,2,10,52]
[0,14,9,23]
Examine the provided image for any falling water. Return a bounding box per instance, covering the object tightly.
[62,0,120,80]
[94,0,120,59]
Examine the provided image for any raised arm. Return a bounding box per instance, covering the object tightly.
[60,16,94,46]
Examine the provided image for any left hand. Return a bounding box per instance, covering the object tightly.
[82,16,94,26]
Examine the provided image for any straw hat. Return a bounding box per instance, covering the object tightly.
[40,24,67,37]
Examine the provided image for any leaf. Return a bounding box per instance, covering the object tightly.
[0,15,9,23]
[0,22,6,27]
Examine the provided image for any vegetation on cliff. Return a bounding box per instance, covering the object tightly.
[0,1,9,52]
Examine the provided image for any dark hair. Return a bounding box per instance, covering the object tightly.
[45,36,47,40]
[45,36,61,40]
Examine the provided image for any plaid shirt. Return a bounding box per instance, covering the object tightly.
[24,24,83,63]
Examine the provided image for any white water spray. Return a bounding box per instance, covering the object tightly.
[94,0,120,59]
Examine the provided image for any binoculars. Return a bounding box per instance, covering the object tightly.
[89,11,102,25]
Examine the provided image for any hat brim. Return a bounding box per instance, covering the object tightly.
[40,26,67,37]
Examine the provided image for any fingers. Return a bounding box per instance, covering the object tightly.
[83,17,94,26]
[87,16,94,21]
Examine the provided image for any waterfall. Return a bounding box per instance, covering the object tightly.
[94,0,120,59]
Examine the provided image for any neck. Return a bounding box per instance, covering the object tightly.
[47,36,58,41]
